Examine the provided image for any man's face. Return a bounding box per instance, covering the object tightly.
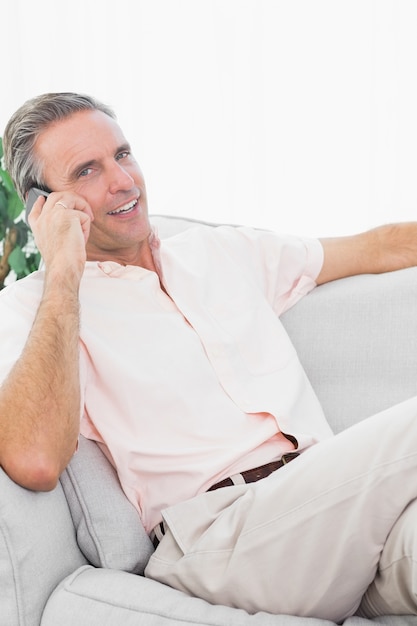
[34,109,151,263]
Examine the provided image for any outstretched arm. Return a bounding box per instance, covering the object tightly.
[0,193,93,491]
[317,222,417,285]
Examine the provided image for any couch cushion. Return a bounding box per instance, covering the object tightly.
[41,566,413,626]
[60,435,153,574]
[41,565,336,626]
[0,468,87,626]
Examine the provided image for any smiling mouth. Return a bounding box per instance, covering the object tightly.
[108,198,139,216]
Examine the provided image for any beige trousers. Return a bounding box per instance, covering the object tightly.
[145,396,417,622]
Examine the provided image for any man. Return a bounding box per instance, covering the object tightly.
[2,92,417,621]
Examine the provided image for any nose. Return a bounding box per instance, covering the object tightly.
[107,162,135,194]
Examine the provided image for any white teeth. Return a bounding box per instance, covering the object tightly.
[108,199,137,215]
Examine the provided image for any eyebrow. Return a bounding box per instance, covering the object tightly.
[69,143,132,180]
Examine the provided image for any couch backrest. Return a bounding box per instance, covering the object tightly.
[282,266,417,432]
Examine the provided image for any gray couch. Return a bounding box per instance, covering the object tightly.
[2,215,417,626]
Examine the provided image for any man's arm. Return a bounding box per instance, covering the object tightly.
[317,222,417,285]
[0,193,93,491]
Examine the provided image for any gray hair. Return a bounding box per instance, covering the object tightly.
[3,92,116,201]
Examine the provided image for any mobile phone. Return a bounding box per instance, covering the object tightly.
[25,187,50,223]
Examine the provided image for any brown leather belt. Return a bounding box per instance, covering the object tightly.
[207,451,300,491]
[150,451,300,549]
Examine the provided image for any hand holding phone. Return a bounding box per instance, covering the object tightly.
[24,187,94,273]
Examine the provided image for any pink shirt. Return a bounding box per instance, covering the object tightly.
[0,225,333,532]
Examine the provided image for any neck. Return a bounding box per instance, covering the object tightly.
[86,240,157,272]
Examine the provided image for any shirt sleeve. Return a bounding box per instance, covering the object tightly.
[0,277,42,386]
[211,226,324,316]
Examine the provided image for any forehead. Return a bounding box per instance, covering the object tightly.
[35,109,127,181]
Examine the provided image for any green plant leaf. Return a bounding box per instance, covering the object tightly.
[0,135,40,286]
[8,245,28,275]
[0,167,15,195]
[6,192,24,221]
[24,250,42,275]
[0,186,7,215]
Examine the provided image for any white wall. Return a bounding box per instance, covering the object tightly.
[2,0,417,237]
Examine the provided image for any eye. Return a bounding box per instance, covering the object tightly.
[79,167,93,178]
[116,150,130,161]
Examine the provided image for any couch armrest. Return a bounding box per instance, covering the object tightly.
[0,467,87,626]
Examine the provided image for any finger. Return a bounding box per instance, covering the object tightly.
[32,192,95,225]
[77,210,92,244]
[50,195,95,222]
[49,200,93,245]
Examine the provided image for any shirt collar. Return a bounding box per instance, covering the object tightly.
[84,226,165,281]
